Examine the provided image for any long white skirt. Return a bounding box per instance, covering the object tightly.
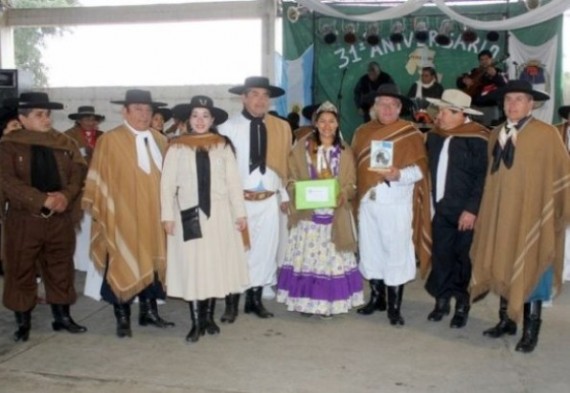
[75,212,104,300]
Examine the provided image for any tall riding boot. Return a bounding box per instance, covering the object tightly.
[113,303,132,338]
[220,293,240,324]
[387,285,405,326]
[244,287,274,318]
[357,280,386,315]
[483,297,517,338]
[51,304,87,333]
[13,310,32,342]
[449,295,470,329]
[204,298,220,335]
[427,297,451,322]
[515,301,542,353]
[138,296,175,328]
[186,301,201,343]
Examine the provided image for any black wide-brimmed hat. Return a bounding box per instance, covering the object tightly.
[178,95,228,125]
[368,84,413,108]
[153,106,172,123]
[486,80,550,102]
[171,103,191,121]
[229,76,285,98]
[301,103,321,121]
[558,105,570,120]
[110,89,166,107]
[18,92,63,110]
[68,106,105,121]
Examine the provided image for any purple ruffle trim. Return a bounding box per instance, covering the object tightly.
[311,213,334,225]
[277,265,363,302]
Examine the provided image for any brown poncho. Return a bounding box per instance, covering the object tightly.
[470,118,570,321]
[82,125,168,301]
[351,119,432,278]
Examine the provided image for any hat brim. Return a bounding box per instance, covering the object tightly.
[228,85,285,98]
[19,102,63,110]
[68,113,106,121]
[485,86,550,103]
[301,104,320,121]
[558,105,570,120]
[366,91,413,109]
[177,105,229,126]
[110,100,167,107]
[154,108,172,123]
[426,97,483,116]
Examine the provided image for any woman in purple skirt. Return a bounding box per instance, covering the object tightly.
[277,102,364,317]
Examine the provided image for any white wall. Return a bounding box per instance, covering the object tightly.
[46,84,245,132]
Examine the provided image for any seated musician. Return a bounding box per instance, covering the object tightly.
[456,50,507,126]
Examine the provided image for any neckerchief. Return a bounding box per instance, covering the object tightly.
[31,145,62,192]
[242,109,267,174]
[491,116,531,174]
[196,149,211,218]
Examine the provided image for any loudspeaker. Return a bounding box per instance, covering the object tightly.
[0,69,18,103]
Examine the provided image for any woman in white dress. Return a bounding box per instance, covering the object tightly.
[161,96,249,343]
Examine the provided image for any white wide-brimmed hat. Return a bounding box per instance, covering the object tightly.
[426,89,483,116]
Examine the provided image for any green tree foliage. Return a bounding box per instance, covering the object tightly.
[12,0,79,87]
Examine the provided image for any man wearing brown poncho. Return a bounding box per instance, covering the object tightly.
[82,89,174,338]
[470,80,570,353]
[351,84,432,327]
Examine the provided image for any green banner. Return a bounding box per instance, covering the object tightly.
[283,2,562,142]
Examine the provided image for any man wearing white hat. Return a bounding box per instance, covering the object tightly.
[424,89,489,328]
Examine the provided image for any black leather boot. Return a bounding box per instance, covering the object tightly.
[483,297,517,338]
[204,298,220,335]
[357,279,386,315]
[113,303,132,338]
[515,301,542,353]
[13,310,32,342]
[220,293,240,324]
[244,287,274,318]
[138,297,175,328]
[51,304,87,333]
[427,297,451,322]
[449,297,470,329]
[387,285,405,327]
[186,301,201,343]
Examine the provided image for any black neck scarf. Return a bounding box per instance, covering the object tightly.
[196,149,211,218]
[31,145,62,192]
[490,116,531,174]
[242,109,267,174]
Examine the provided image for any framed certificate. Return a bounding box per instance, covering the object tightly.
[370,140,393,171]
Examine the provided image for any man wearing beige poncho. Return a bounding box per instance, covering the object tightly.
[470,80,570,353]
[83,89,174,338]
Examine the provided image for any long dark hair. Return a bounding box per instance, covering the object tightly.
[312,109,344,150]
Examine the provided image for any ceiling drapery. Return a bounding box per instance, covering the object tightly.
[296,0,570,30]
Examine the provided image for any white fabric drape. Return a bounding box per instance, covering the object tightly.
[433,0,570,31]
[297,0,428,22]
[508,34,557,123]
[298,0,570,30]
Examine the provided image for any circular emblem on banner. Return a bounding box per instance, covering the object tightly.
[516,60,550,108]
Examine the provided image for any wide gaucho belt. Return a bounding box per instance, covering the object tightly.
[243,190,275,201]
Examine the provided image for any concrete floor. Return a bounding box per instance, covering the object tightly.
[0,274,569,393]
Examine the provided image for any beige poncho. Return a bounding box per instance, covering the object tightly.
[82,125,168,301]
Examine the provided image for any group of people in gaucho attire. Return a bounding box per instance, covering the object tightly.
[0,72,568,354]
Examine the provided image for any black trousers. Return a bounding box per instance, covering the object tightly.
[100,258,166,304]
[425,211,473,301]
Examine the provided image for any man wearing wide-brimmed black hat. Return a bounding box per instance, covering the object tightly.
[64,106,105,165]
[470,80,570,353]
[351,84,431,328]
[82,89,175,338]
[218,76,292,322]
[0,92,88,342]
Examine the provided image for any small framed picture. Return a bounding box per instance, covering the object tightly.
[370,140,393,170]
